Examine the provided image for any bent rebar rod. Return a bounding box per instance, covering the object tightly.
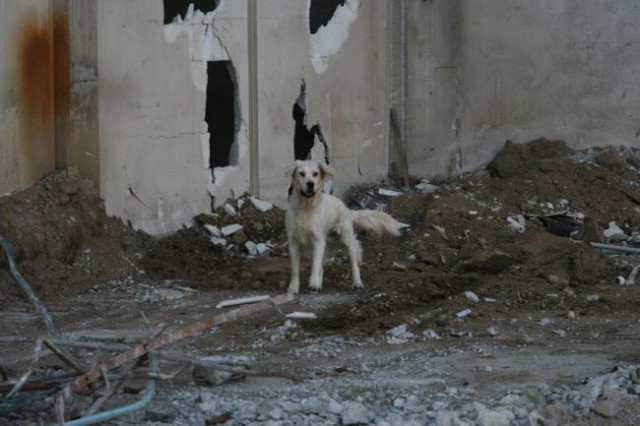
[0,235,59,336]
[51,353,158,426]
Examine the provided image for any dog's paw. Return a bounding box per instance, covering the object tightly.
[287,281,300,295]
[308,277,323,292]
[352,281,364,289]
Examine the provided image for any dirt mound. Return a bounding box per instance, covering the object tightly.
[1,140,639,329]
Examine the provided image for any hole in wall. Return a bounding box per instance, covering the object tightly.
[292,80,330,164]
[206,60,239,170]
[309,0,346,34]
[163,0,221,24]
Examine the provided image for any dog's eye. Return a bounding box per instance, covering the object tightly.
[299,171,305,177]
[312,172,319,177]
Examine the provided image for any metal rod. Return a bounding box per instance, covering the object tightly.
[0,236,58,336]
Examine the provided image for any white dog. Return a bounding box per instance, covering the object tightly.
[286,160,404,294]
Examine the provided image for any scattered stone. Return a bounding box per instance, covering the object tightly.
[464,291,480,303]
[249,196,273,212]
[341,401,369,425]
[221,223,243,236]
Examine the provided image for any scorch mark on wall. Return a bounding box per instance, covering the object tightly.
[309,0,359,74]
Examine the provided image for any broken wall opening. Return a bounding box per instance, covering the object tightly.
[206,60,240,170]
[163,0,220,24]
[309,0,346,34]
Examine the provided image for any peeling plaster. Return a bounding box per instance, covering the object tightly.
[163,0,249,206]
[309,0,359,74]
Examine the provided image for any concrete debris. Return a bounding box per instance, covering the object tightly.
[386,324,416,344]
[624,264,640,285]
[586,294,601,302]
[422,329,441,340]
[220,223,243,236]
[285,312,317,320]
[486,327,500,337]
[552,329,567,337]
[432,225,449,241]
[506,214,526,233]
[415,181,438,194]
[244,241,268,256]
[249,196,273,212]
[456,308,472,318]
[215,295,271,309]
[210,236,227,246]
[378,188,404,197]
[464,291,480,303]
[223,203,237,217]
[603,221,627,240]
[538,318,554,327]
[203,224,222,237]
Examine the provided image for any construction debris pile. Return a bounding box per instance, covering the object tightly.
[1,139,640,424]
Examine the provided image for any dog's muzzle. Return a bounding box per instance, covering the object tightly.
[300,181,316,198]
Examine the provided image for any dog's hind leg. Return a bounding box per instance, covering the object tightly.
[308,237,326,291]
[288,239,301,294]
[342,231,364,289]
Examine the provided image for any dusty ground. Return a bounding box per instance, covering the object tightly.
[1,139,640,425]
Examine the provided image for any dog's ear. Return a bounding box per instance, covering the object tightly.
[289,161,302,179]
[319,162,335,180]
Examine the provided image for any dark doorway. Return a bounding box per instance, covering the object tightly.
[206,61,238,169]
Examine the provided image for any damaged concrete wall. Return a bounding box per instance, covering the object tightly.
[406,1,640,179]
[443,1,640,177]
[8,0,639,236]
[0,0,56,194]
[97,0,251,235]
[96,0,388,234]
[257,0,389,203]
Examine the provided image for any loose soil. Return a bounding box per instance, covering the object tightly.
[1,139,640,425]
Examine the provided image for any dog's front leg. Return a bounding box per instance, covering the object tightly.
[287,239,301,294]
[308,237,326,291]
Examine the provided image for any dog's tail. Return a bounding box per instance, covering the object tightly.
[351,210,405,237]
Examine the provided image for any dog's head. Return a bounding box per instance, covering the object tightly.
[290,160,334,199]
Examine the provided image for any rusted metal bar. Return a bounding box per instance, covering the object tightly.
[66,293,293,393]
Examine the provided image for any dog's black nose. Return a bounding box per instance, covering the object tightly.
[306,181,314,189]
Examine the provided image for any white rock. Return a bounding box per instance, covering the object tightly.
[245,241,258,256]
[249,196,273,212]
[221,223,243,236]
[415,181,438,194]
[210,236,227,246]
[223,203,237,216]
[378,188,404,197]
[434,410,455,426]
[341,401,369,425]
[586,294,601,302]
[203,224,221,237]
[538,318,554,327]
[604,221,625,238]
[507,214,526,233]
[476,407,515,426]
[486,327,500,336]
[464,291,480,303]
[423,329,441,340]
[456,308,472,318]
[393,397,405,409]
